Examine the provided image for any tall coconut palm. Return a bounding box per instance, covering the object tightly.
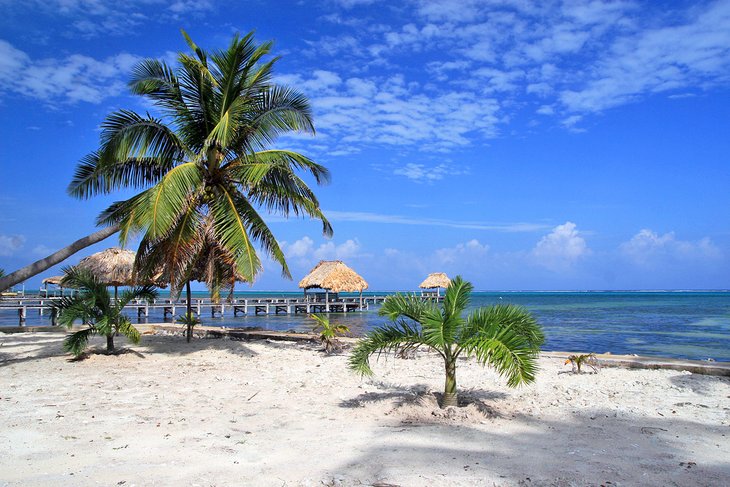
[349,276,544,408]
[52,266,157,357]
[0,30,332,297]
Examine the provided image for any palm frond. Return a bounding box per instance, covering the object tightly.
[132,162,203,240]
[116,317,141,345]
[68,151,179,199]
[348,319,426,376]
[208,186,262,282]
[378,293,436,322]
[63,327,96,357]
[99,109,187,165]
[442,275,472,321]
[458,304,543,387]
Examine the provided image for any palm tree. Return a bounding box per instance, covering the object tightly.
[310,313,350,354]
[68,30,331,299]
[52,267,157,357]
[349,276,544,408]
[0,29,331,293]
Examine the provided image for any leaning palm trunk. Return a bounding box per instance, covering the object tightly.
[0,224,119,291]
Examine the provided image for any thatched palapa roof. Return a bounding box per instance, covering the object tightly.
[298,260,368,293]
[42,276,64,285]
[419,272,451,289]
[76,247,137,286]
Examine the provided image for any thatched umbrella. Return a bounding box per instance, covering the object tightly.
[419,272,451,297]
[298,260,369,311]
[76,247,137,300]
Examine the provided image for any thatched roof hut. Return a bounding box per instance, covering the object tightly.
[298,260,368,293]
[42,276,64,286]
[419,272,451,290]
[419,272,451,297]
[76,247,136,287]
[299,260,368,311]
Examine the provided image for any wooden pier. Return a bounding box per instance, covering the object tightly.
[0,295,394,326]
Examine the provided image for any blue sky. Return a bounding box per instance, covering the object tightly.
[0,0,728,291]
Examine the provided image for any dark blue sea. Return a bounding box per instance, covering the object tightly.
[3,291,729,362]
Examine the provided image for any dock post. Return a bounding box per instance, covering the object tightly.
[39,300,44,316]
[197,300,201,316]
[266,303,270,314]
[19,306,26,326]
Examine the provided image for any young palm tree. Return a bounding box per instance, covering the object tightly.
[309,314,350,354]
[52,267,157,357]
[349,276,544,408]
[65,30,331,298]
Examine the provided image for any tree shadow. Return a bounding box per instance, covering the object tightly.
[0,331,261,365]
[0,332,69,368]
[324,408,730,486]
[668,372,729,396]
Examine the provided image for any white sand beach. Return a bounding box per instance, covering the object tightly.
[1,330,729,486]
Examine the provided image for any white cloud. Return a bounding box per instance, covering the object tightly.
[620,229,722,266]
[0,40,139,104]
[0,234,26,256]
[559,0,730,113]
[324,210,550,232]
[313,239,362,260]
[531,221,590,271]
[393,163,449,182]
[285,236,314,259]
[279,70,502,153]
[434,239,490,265]
[281,236,363,263]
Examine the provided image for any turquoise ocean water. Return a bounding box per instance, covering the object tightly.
[3,291,729,362]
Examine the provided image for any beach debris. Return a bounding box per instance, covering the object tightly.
[564,353,600,373]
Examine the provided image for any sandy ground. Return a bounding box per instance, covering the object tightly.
[0,331,729,487]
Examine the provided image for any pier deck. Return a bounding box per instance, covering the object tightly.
[0,295,399,326]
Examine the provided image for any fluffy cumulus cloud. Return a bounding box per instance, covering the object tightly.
[434,239,490,266]
[0,40,138,104]
[0,234,26,256]
[531,222,590,271]
[620,229,722,267]
[281,236,363,265]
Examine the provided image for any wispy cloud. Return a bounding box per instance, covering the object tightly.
[278,70,502,154]
[324,210,550,232]
[0,40,139,104]
[298,0,730,144]
[6,0,215,37]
